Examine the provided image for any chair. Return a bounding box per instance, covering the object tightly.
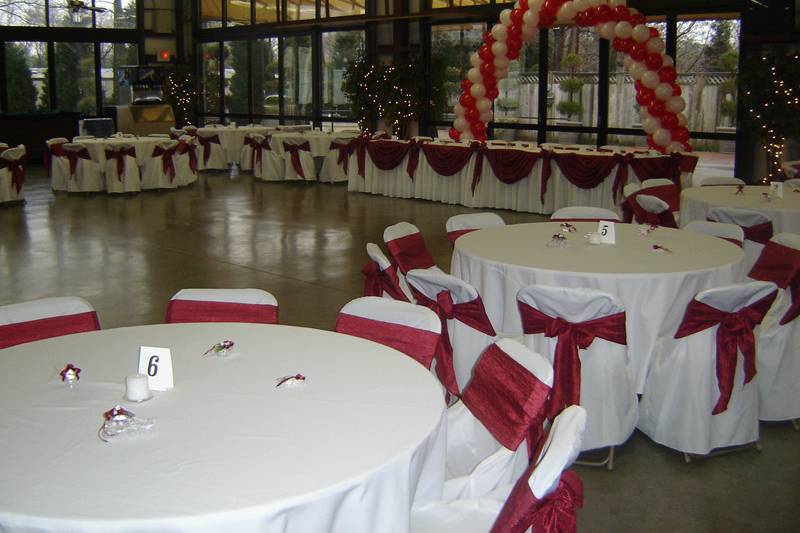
[320,137,356,183]
[142,140,181,190]
[0,146,27,203]
[442,339,553,501]
[104,143,141,194]
[411,405,586,533]
[72,135,95,142]
[246,135,283,182]
[638,281,777,458]
[550,207,621,222]
[165,288,279,324]
[169,128,187,140]
[0,296,100,349]
[45,137,68,187]
[517,285,636,469]
[446,213,506,244]
[633,194,678,228]
[406,269,497,396]
[747,233,800,425]
[622,183,640,198]
[57,143,104,193]
[783,177,800,189]
[239,134,259,173]
[282,140,315,181]
[700,176,746,186]
[195,133,227,171]
[640,178,676,188]
[683,221,744,247]
[362,242,415,302]
[708,206,774,273]
[383,222,441,275]
[335,297,440,369]
[174,136,199,186]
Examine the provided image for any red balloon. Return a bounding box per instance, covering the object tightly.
[486,86,499,100]
[583,7,598,25]
[507,35,522,51]
[471,121,486,137]
[465,107,480,122]
[631,13,646,26]
[613,38,632,53]
[671,83,682,96]
[649,26,659,38]
[575,12,590,27]
[448,128,460,141]
[507,47,521,61]
[483,75,497,90]
[461,79,473,92]
[511,8,524,26]
[629,43,647,62]
[612,5,630,22]
[518,0,528,10]
[636,88,655,107]
[661,113,679,129]
[484,33,495,46]
[478,45,493,62]
[672,126,690,143]
[658,66,677,83]
[682,142,693,152]
[648,100,666,117]
[508,24,522,40]
[479,61,495,78]
[596,4,613,22]
[634,80,644,92]
[646,134,656,149]
[645,52,663,71]
[459,93,475,109]
[542,0,560,16]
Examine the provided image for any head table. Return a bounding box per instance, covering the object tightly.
[680,185,800,234]
[451,222,743,392]
[0,323,445,533]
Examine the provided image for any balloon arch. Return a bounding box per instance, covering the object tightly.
[449,0,692,154]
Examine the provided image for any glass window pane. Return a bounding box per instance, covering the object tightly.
[252,38,279,115]
[49,2,92,27]
[322,30,364,121]
[282,35,313,116]
[201,0,223,28]
[285,0,315,21]
[224,41,249,114]
[324,0,365,18]
[254,0,278,23]
[548,26,599,128]
[609,20,667,129]
[0,0,46,26]
[491,128,539,143]
[95,0,137,29]
[100,42,138,106]
[5,42,48,112]
[200,42,221,114]
[497,39,541,126]
[430,23,485,121]
[226,0,250,26]
[431,0,489,7]
[54,42,96,115]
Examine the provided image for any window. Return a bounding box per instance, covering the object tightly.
[324,0,365,18]
[254,0,278,23]
[285,0,316,21]
[95,0,137,29]
[430,23,485,121]
[50,3,92,27]
[5,42,48,112]
[225,40,250,114]
[100,42,138,106]
[0,0,46,26]
[282,35,313,116]
[431,0,489,8]
[201,0,223,28]
[251,37,279,115]
[54,42,96,115]
[548,25,599,130]
[226,0,250,26]
[496,39,541,127]
[321,30,364,120]
[201,42,221,114]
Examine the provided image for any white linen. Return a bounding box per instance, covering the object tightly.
[81,136,164,167]
[681,185,800,234]
[0,323,446,533]
[451,222,743,392]
[0,296,94,324]
[0,146,25,203]
[197,125,272,164]
[270,131,358,158]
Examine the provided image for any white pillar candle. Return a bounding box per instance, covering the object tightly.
[126,374,152,402]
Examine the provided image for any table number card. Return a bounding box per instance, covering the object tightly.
[598,221,616,244]
[138,346,173,391]
[770,181,784,198]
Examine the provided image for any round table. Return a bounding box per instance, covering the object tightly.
[196,126,274,164]
[451,222,744,392]
[0,323,445,533]
[680,185,800,233]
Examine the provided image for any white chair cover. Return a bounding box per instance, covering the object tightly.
[446,213,506,241]
[166,288,279,324]
[383,222,442,274]
[195,132,228,171]
[46,137,68,188]
[0,146,26,203]
[366,242,416,302]
[635,194,669,214]
[622,183,641,198]
[517,285,637,451]
[104,143,141,194]
[640,178,676,188]
[708,206,773,274]
[259,137,285,182]
[638,281,777,455]
[0,296,99,349]
[61,143,104,193]
[142,140,180,190]
[174,137,198,187]
[683,221,744,245]
[550,206,621,221]
[282,139,316,182]
[700,176,746,186]
[320,137,354,183]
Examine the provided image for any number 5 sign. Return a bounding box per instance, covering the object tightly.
[597,221,616,244]
[138,346,174,391]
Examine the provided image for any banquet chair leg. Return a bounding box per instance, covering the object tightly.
[684,453,692,464]
[575,446,615,470]
[792,419,799,431]
[682,441,760,463]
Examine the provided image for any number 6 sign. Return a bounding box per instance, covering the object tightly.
[138,346,174,391]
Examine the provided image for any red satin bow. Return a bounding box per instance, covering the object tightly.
[361,261,409,302]
[385,232,436,275]
[674,291,777,414]
[245,137,267,168]
[519,302,627,418]
[0,155,26,193]
[330,140,352,175]
[749,241,800,325]
[197,135,221,166]
[178,141,198,173]
[283,142,311,178]
[64,148,92,177]
[152,145,178,181]
[105,147,136,181]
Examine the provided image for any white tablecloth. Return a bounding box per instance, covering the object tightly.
[0,323,446,533]
[270,131,359,158]
[81,137,164,166]
[451,222,743,392]
[681,185,800,234]
[197,126,273,164]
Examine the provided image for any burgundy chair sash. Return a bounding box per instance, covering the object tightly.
[330,140,352,175]
[674,290,777,414]
[104,147,136,181]
[0,155,27,193]
[335,313,438,368]
[152,145,180,180]
[385,232,436,274]
[178,141,198,173]
[622,185,680,224]
[447,228,477,245]
[626,198,678,228]
[197,134,221,166]
[518,302,627,418]
[413,288,496,396]
[283,142,312,178]
[474,147,541,194]
[64,148,92,177]
[749,241,800,325]
[365,139,420,179]
[165,299,279,324]
[45,142,66,176]
[491,468,583,533]
[0,311,100,350]
[245,137,264,168]
[361,261,409,302]
[461,343,551,455]
[708,218,774,245]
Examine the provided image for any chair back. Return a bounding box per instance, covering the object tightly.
[550,206,620,222]
[1,146,26,162]
[748,233,800,325]
[446,213,506,244]
[708,207,773,245]
[165,288,279,324]
[363,242,414,302]
[0,297,100,349]
[622,183,640,198]
[684,220,744,247]
[640,178,675,188]
[634,194,678,227]
[383,221,437,274]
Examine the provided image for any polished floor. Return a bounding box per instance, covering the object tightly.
[1,167,798,532]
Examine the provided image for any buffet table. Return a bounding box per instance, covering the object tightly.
[451,222,743,391]
[0,323,446,533]
[680,185,800,234]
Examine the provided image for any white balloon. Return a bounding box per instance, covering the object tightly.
[522,25,538,41]
[654,82,673,100]
[467,68,483,84]
[454,118,468,131]
[599,21,617,41]
[647,38,665,54]
[499,9,513,26]
[643,117,659,135]
[476,97,492,112]
[491,41,508,57]
[642,70,660,89]
[523,10,539,27]
[530,0,545,10]
[557,2,577,23]
[667,142,684,153]
[494,56,510,69]
[588,0,603,6]
[480,111,494,123]
[610,0,627,6]
[460,132,474,142]
[492,24,508,42]
[615,21,633,39]
[662,55,674,67]
[632,24,650,43]
[623,56,633,70]
[495,67,510,79]
[470,83,486,99]
[470,53,482,68]
[640,107,652,121]
[573,0,589,11]
[653,128,672,147]
[666,96,686,114]
[454,104,465,117]
[630,62,648,80]
[677,112,688,127]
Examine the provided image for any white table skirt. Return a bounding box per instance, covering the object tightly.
[451,222,743,392]
[0,323,446,533]
[680,185,800,234]
[81,137,164,167]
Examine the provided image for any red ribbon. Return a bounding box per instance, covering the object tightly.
[749,240,800,325]
[152,145,178,180]
[45,142,66,177]
[0,155,27,193]
[674,291,777,414]
[474,145,541,194]
[165,299,279,324]
[245,137,264,169]
[491,469,583,533]
[413,288,496,396]
[283,142,311,178]
[177,141,198,173]
[0,311,100,350]
[518,302,627,418]
[446,228,477,245]
[365,139,421,179]
[335,313,439,368]
[64,148,92,177]
[197,134,221,166]
[742,221,774,245]
[385,232,436,275]
[104,147,136,181]
[361,261,410,302]
[330,140,352,175]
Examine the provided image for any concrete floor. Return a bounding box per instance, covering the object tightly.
[1,166,798,532]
